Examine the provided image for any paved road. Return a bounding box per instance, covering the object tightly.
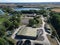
[11,25,26,39]
[22,15,51,45]
[40,15,51,45]
[28,15,51,45]
[11,15,51,45]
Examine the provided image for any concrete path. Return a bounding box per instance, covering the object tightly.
[40,15,51,45]
[22,15,51,45]
[11,25,26,39]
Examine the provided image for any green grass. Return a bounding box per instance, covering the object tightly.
[0,18,6,24]
[0,15,10,24]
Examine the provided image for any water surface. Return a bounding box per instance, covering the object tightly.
[13,8,40,11]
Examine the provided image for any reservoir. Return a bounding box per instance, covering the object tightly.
[13,8,40,11]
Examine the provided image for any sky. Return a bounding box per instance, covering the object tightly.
[0,0,60,3]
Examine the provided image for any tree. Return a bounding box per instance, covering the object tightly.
[3,7,12,13]
[29,19,34,26]
[0,25,6,37]
[10,14,20,23]
[3,20,12,28]
[34,17,39,24]
[3,19,14,30]
[43,14,47,17]
[2,14,21,31]
[28,16,39,27]
[38,10,46,14]
[16,14,20,23]
[9,15,16,22]
[13,21,19,28]
[50,11,60,39]
[0,38,9,45]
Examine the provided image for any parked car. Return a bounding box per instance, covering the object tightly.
[34,43,43,45]
[23,40,31,45]
[16,40,23,45]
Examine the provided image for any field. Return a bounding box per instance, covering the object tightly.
[51,8,60,12]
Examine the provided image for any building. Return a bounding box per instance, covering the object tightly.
[26,13,36,17]
[16,27,38,40]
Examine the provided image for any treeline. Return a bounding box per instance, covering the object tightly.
[0,7,21,45]
[0,8,21,37]
[2,7,21,15]
[2,7,46,15]
[28,16,39,27]
[50,11,60,38]
[20,10,46,14]
[3,14,20,31]
[0,14,21,37]
[0,14,21,45]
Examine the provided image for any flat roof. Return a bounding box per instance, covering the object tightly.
[17,27,38,37]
